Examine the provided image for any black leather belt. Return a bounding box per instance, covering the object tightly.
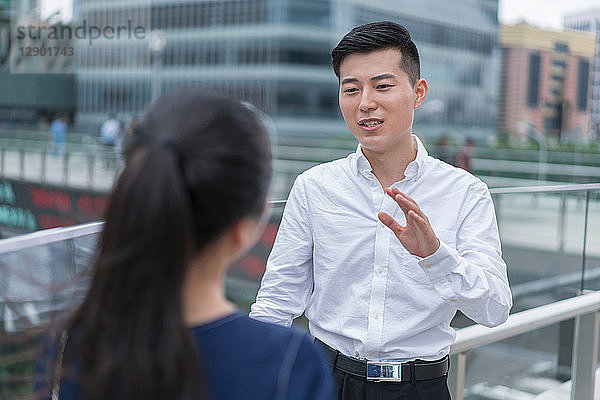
[315,338,449,382]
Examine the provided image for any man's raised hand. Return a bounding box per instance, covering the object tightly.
[377,187,440,258]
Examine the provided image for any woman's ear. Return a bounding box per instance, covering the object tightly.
[227,216,263,259]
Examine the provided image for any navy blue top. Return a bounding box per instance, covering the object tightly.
[36,312,334,400]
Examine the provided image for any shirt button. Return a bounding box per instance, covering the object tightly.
[368,351,374,356]
[424,264,433,269]
[373,313,379,320]
[450,299,456,303]
[377,267,383,274]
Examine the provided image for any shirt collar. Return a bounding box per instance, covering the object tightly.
[354,135,429,182]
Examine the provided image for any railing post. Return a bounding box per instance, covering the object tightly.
[19,147,25,179]
[558,192,567,252]
[580,191,590,293]
[40,148,47,183]
[0,147,5,177]
[448,353,466,400]
[87,153,94,189]
[63,152,70,186]
[492,193,501,233]
[571,311,599,400]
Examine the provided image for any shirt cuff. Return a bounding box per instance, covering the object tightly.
[414,240,461,282]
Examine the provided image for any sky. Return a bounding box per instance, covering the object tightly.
[41,0,600,29]
[499,0,600,30]
[40,0,72,22]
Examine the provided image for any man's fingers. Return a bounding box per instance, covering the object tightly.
[409,211,441,254]
[394,190,420,210]
[386,190,419,222]
[394,194,423,218]
[378,212,404,235]
[408,209,426,227]
[393,191,428,221]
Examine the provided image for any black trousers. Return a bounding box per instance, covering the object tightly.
[332,366,451,400]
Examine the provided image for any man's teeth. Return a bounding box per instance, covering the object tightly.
[362,121,382,127]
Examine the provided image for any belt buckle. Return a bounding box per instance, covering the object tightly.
[366,361,403,382]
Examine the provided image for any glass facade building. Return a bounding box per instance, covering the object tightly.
[75,0,500,140]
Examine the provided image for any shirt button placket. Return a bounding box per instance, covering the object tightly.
[365,188,389,356]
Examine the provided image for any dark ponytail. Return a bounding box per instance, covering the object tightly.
[58,89,272,400]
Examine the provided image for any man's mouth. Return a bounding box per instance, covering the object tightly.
[358,118,384,130]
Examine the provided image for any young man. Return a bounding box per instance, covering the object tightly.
[250,21,512,399]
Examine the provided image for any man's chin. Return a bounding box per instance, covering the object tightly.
[358,141,389,154]
[355,133,384,145]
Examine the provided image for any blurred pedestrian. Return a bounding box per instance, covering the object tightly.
[50,115,67,156]
[99,114,122,168]
[435,135,451,164]
[99,114,121,147]
[455,138,475,172]
[35,89,334,400]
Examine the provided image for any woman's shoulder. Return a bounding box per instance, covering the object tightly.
[191,312,313,356]
[191,313,334,399]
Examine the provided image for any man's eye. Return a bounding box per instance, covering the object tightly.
[344,88,358,94]
[377,84,393,89]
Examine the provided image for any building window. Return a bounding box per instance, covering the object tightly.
[528,53,541,107]
[279,48,330,66]
[287,0,330,26]
[554,42,569,53]
[577,59,590,111]
[354,6,495,55]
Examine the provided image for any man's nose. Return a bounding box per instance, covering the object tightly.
[359,89,377,112]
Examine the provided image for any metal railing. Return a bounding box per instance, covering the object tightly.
[1,185,599,399]
[0,138,122,190]
[449,291,600,400]
[3,137,600,196]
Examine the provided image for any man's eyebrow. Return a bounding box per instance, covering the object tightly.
[341,77,358,85]
[371,73,396,81]
[341,74,396,85]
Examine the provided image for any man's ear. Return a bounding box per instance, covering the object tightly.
[413,78,428,110]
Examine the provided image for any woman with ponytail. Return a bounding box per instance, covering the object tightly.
[35,88,334,400]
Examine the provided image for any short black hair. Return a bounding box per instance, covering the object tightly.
[331,21,420,86]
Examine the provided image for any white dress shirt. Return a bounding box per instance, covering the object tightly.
[250,136,512,362]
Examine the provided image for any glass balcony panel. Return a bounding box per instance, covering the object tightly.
[494,190,599,311]
[462,322,570,399]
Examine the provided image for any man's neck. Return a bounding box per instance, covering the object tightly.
[361,135,417,188]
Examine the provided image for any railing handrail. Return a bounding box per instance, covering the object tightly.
[0,222,104,253]
[0,183,598,254]
[489,182,600,194]
[0,199,286,253]
[450,290,600,354]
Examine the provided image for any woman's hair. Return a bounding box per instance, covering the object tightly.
[56,88,272,400]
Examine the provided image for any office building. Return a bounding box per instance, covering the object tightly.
[75,0,500,140]
[498,24,595,141]
[564,9,600,140]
